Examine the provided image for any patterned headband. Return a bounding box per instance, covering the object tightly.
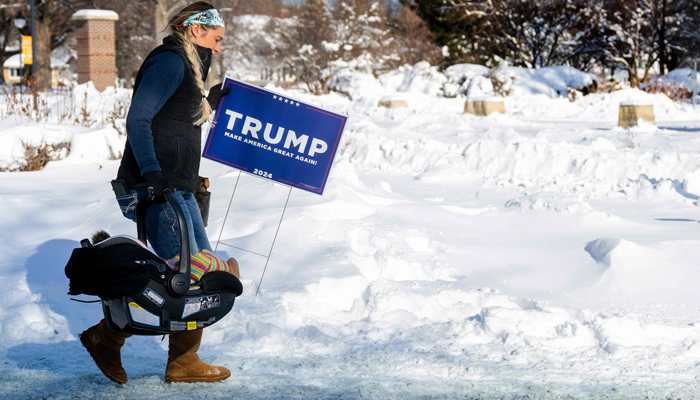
[183,9,225,28]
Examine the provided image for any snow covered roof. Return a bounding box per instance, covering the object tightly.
[71,10,119,21]
[3,54,22,69]
[3,54,68,69]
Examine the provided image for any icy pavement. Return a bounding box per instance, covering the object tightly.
[2,84,700,398]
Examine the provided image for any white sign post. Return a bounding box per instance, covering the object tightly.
[694,61,698,109]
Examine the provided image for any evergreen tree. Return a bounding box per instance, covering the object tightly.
[390,4,442,67]
[403,0,487,65]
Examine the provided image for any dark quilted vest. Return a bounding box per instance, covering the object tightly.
[117,36,211,193]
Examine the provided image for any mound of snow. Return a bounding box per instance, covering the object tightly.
[617,176,679,201]
[396,62,446,96]
[0,123,72,170]
[465,76,496,99]
[584,237,621,267]
[443,64,490,97]
[328,69,384,103]
[589,137,617,152]
[62,128,124,163]
[505,193,594,214]
[0,123,124,171]
[682,168,700,196]
[528,66,599,95]
[661,68,698,90]
[442,63,598,99]
[585,238,668,296]
[377,65,412,92]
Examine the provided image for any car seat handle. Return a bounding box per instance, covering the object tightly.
[163,189,191,296]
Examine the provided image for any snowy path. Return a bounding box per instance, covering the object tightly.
[2,87,700,398]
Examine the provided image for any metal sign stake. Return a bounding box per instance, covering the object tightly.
[255,186,292,296]
[214,172,292,296]
[214,170,241,253]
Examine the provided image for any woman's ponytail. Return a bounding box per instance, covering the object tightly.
[167,2,216,126]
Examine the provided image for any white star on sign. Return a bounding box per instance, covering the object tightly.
[278,97,283,101]
[285,99,289,103]
[273,95,277,99]
[296,102,300,106]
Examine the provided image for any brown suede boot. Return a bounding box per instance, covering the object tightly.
[165,329,231,384]
[226,257,240,279]
[80,319,132,384]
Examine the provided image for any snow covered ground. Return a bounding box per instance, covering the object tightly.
[2,67,700,398]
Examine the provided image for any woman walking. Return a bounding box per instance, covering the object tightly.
[80,2,232,385]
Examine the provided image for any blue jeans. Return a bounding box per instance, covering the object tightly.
[116,185,212,259]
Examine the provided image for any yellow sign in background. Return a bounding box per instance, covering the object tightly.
[21,36,32,65]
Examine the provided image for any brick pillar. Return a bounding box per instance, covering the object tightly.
[71,10,119,91]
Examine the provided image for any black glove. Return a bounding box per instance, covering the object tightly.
[143,170,173,204]
[206,83,231,110]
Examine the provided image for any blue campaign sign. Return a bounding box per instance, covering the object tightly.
[203,77,347,196]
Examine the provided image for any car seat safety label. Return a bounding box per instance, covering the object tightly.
[170,317,217,332]
[181,295,220,318]
[170,321,187,331]
[143,288,164,307]
[128,302,160,327]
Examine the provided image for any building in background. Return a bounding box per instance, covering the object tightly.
[3,54,71,87]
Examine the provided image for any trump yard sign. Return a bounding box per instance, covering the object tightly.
[203,78,347,195]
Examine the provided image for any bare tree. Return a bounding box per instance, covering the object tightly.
[227,0,283,16]
[33,0,87,91]
[579,0,656,87]
[643,0,699,74]
[109,0,156,88]
[391,5,442,66]
[441,0,601,68]
[282,0,334,94]
[155,0,188,45]
[0,2,22,84]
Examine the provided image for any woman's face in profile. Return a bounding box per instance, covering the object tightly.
[190,24,225,54]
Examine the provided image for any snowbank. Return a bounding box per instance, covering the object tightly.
[664,68,698,89]
[328,69,384,104]
[328,61,601,109]
[395,62,446,97]
[442,63,598,98]
[0,82,130,170]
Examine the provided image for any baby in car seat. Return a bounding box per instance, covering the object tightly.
[167,249,239,282]
[92,230,240,282]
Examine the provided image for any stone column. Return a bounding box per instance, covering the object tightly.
[464,98,506,116]
[71,10,119,91]
[618,102,655,129]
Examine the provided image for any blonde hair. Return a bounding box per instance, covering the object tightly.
[167,2,216,126]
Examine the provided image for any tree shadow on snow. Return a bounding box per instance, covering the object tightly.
[657,125,700,134]
[23,239,104,337]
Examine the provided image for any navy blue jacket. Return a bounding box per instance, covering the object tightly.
[117,36,212,193]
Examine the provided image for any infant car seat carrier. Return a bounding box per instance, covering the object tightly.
[65,190,243,335]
